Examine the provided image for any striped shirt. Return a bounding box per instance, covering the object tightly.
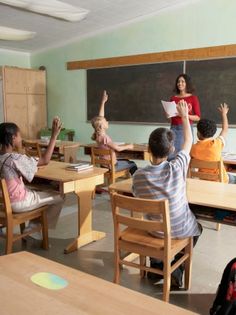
[133,150,200,238]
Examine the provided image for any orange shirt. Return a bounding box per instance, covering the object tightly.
[190,137,228,183]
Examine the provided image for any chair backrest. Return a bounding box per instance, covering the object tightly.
[110,192,171,249]
[91,147,115,173]
[0,179,13,222]
[23,140,42,158]
[63,144,79,163]
[188,158,224,182]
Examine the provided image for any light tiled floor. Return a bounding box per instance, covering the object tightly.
[1,192,235,315]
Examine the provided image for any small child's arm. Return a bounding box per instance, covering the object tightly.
[98,90,108,117]
[218,103,229,140]
[37,117,62,166]
[107,142,134,152]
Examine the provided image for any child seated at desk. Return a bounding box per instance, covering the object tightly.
[191,103,236,184]
[91,90,137,175]
[133,100,201,288]
[0,117,64,239]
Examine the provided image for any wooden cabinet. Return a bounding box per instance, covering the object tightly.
[1,66,47,139]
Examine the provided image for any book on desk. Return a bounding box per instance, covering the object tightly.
[66,163,93,172]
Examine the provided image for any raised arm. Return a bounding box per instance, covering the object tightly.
[37,117,62,166]
[218,103,229,139]
[177,100,193,154]
[98,90,108,117]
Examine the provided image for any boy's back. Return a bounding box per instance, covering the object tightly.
[133,150,200,238]
[191,136,228,183]
[191,104,230,184]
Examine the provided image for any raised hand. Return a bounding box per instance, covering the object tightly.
[218,103,229,115]
[176,100,189,118]
[51,116,62,138]
[101,90,108,104]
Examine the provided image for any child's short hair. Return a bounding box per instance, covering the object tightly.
[149,128,174,158]
[0,122,19,147]
[91,116,105,141]
[197,119,217,138]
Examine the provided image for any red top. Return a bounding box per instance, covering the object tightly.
[170,95,201,125]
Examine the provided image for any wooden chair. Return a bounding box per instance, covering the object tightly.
[63,143,80,163]
[0,179,49,254]
[91,147,130,185]
[188,158,224,231]
[23,140,42,158]
[110,192,193,302]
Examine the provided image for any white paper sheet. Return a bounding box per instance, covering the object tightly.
[161,100,178,118]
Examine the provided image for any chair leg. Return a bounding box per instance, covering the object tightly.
[5,226,13,255]
[114,247,121,284]
[20,223,26,244]
[184,239,193,290]
[91,189,96,199]
[140,255,146,278]
[216,223,221,231]
[41,211,49,250]
[163,261,171,302]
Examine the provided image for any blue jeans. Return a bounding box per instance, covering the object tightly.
[228,173,236,184]
[115,159,137,175]
[169,124,194,160]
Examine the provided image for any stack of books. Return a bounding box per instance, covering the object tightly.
[66,162,93,172]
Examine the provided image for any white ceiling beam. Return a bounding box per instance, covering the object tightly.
[0,0,89,22]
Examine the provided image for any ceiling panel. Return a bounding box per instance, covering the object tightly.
[0,0,200,52]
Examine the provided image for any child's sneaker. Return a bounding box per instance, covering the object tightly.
[171,267,183,288]
[23,222,42,240]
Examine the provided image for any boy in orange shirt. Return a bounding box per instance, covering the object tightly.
[191,103,236,184]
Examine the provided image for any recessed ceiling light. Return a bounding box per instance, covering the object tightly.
[0,0,89,22]
[0,26,35,40]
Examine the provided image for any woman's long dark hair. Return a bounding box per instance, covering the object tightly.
[173,73,195,94]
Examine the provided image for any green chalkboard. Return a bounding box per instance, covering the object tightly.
[87,62,184,123]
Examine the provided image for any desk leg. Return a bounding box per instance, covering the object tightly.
[64,176,106,254]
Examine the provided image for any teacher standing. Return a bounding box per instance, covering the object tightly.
[170,73,201,157]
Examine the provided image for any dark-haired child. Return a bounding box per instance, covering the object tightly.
[133,100,201,287]
[191,103,236,184]
[0,118,64,239]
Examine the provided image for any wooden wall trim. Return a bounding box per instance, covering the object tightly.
[67,44,236,70]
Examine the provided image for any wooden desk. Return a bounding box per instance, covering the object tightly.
[36,161,107,253]
[81,143,150,161]
[223,157,236,173]
[25,139,80,155]
[0,252,199,315]
[109,178,236,225]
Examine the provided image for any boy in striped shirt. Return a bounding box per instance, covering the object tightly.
[133,100,201,287]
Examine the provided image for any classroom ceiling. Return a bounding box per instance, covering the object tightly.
[0,0,199,53]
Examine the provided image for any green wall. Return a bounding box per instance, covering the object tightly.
[0,49,30,67]
[30,0,236,151]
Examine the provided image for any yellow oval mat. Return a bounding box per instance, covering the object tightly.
[31,272,68,290]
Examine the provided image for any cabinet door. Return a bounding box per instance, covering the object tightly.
[4,94,28,138]
[26,70,46,94]
[27,94,47,139]
[4,67,27,94]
